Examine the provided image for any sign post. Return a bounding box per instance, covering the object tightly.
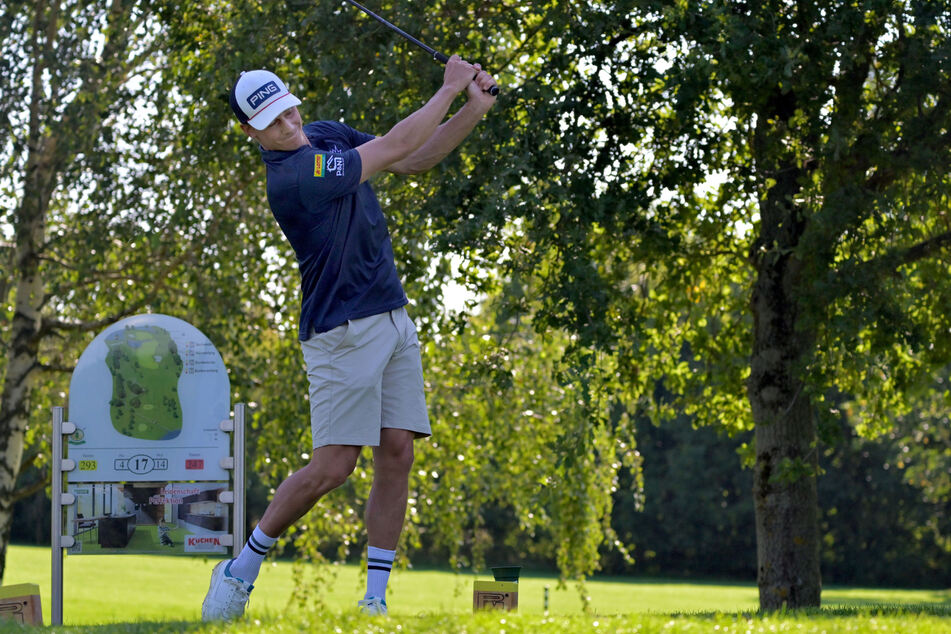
[50,406,69,626]
[232,403,246,553]
[50,314,244,625]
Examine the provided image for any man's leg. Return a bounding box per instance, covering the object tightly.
[362,428,415,606]
[259,444,363,537]
[366,429,415,547]
[203,444,361,621]
[232,444,362,581]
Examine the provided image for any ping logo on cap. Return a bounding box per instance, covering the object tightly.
[230,70,302,129]
[247,81,281,109]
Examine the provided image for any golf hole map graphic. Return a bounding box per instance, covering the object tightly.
[65,314,231,554]
[105,324,184,441]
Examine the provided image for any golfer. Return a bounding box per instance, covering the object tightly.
[202,56,497,621]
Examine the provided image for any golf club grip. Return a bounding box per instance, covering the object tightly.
[434,51,500,96]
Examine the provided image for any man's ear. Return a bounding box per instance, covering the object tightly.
[240,123,257,140]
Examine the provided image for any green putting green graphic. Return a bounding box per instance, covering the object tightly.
[105,325,184,440]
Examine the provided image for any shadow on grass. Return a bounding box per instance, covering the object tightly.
[668,604,951,619]
[824,595,951,607]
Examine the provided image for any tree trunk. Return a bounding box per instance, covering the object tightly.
[0,0,57,583]
[0,0,141,582]
[748,91,822,610]
[0,282,44,584]
[0,135,51,586]
[749,279,822,608]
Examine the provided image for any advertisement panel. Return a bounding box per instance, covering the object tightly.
[66,481,229,555]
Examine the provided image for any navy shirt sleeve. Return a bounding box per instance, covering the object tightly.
[343,124,375,148]
[297,147,364,205]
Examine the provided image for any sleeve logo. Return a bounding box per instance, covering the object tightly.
[314,153,345,178]
[328,155,345,176]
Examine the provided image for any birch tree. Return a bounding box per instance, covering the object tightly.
[0,0,288,580]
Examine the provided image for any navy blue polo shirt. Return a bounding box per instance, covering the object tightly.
[261,120,407,340]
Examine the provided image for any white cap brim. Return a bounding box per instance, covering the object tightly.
[245,93,302,130]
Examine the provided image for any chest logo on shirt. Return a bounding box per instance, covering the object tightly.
[314,153,345,178]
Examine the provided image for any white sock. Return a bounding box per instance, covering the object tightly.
[228,525,277,585]
[365,545,395,600]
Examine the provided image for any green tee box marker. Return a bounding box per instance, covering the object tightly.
[491,565,521,582]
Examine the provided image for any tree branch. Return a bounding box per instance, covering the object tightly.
[12,451,50,503]
[39,298,153,335]
[36,173,255,338]
[36,361,74,374]
[827,228,951,299]
[37,253,162,288]
[899,229,951,266]
[12,475,50,504]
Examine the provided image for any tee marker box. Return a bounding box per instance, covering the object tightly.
[473,580,518,611]
[0,583,43,625]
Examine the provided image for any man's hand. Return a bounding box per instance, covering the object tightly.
[387,64,499,176]
[358,56,473,182]
[443,54,476,94]
[361,55,495,180]
[467,64,498,112]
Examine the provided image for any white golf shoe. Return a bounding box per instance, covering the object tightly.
[358,596,388,616]
[202,559,253,621]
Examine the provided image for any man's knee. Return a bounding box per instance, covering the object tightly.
[376,432,415,475]
[322,463,355,490]
[305,447,359,492]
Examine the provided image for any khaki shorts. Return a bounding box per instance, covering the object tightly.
[301,306,431,449]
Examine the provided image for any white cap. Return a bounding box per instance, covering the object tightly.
[228,70,302,130]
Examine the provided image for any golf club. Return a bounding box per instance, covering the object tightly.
[343,0,500,96]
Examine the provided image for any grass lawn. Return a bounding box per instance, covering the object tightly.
[2,544,949,631]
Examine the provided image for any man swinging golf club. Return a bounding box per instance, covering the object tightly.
[201,55,497,621]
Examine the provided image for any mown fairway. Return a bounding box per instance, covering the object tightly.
[3,545,948,632]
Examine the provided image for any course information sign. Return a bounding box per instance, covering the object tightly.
[67,314,231,482]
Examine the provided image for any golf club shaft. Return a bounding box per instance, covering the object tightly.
[344,0,500,96]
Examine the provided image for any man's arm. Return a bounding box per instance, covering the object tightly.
[357,56,475,183]
[388,69,498,175]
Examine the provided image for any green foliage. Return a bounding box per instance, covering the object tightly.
[605,412,950,587]
[5,0,951,605]
[413,304,641,581]
[245,298,642,587]
[817,420,951,587]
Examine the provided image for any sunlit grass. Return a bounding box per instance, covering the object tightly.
[3,544,948,630]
